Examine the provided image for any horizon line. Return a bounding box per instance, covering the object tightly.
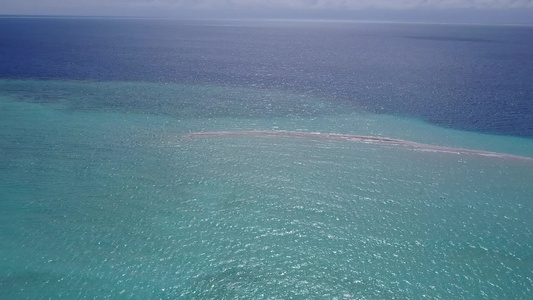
[1,14,532,27]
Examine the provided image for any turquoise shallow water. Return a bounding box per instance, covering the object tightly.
[1,80,532,299]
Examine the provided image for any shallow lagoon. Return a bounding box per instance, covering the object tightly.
[1,80,532,298]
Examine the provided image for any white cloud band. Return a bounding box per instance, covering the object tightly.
[134,0,533,10]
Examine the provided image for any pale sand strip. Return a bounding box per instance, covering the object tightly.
[186,130,533,162]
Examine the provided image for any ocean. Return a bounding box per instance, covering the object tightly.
[0,17,532,299]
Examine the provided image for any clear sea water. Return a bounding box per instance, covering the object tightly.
[0,18,532,299]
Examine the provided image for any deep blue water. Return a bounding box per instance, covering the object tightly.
[1,17,532,137]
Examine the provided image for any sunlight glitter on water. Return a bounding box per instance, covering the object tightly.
[1,80,532,299]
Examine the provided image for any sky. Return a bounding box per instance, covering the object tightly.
[1,0,532,24]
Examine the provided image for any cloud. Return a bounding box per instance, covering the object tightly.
[1,0,531,20]
[3,0,533,12]
[130,0,533,10]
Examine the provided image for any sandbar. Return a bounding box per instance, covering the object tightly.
[185,130,533,162]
